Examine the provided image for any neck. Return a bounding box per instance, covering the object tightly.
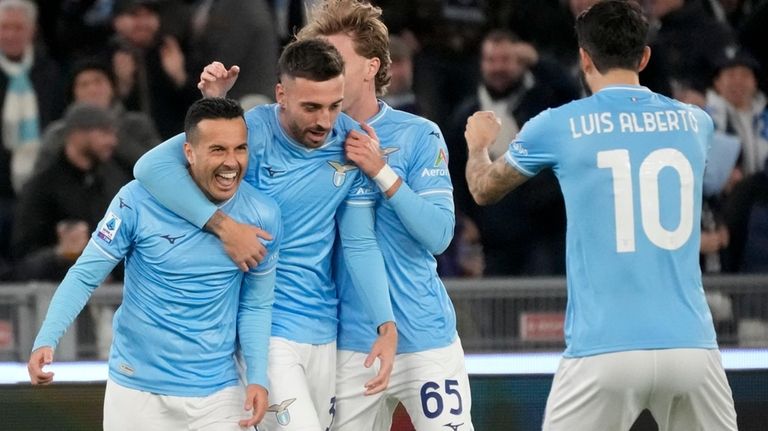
[588,69,641,93]
[345,90,381,123]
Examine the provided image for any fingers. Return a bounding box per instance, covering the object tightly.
[364,361,391,395]
[28,348,55,385]
[254,228,273,241]
[359,122,381,144]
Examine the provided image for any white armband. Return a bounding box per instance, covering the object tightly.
[372,164,399,192]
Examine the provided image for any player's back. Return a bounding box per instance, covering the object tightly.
[242,104,375,344]
[508,85,717,357]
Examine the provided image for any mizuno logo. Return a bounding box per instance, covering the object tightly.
[265,166,286,177]
[444,423,464,431]
[429,131,441,139]
[160,234,185,244]
[119,198,132,209]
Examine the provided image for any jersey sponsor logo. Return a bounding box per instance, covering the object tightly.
[434,148,448,167]
[265,166,286,177]
[328,161,358,187]
[421,167,449,177]
[118,197,132,209]
[159,234,186,244]
[444,423,464,430]
[267,398,296,426]
[97,212,121,244]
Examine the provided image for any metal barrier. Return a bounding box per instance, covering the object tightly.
[1,275,767,361]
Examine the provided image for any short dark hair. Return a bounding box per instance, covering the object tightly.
[277,38,344,83]
[184,98,244,144]
[62,103,116,137]
[66,58,116,104]
[575,0,648,73]
[483,29,522,46]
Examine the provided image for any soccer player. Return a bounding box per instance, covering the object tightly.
[464,1,738,429]
[27,97,281,430]
[296,2,475,429]
[132,38,396,430]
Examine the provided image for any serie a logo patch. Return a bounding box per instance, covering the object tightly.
[97,212,122,244]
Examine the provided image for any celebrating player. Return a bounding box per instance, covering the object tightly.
[464,1,737,429]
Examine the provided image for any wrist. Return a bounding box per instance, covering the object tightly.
[373,164,399,192]
[377,321,396,335]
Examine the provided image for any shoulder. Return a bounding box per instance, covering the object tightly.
[383,106,444,140]
[244,104,275,125]
[235,183,281,229]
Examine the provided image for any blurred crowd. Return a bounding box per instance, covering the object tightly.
[0,0,767,286]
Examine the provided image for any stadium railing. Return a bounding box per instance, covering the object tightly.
[1,275,767,361]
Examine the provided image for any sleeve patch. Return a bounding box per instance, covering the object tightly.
[97,212,122,244]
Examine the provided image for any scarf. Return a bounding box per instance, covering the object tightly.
[0,46,40,192]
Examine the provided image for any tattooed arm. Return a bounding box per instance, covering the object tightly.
[464,111,530,205]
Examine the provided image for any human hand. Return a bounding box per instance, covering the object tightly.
[198,61,240,98]
[206,212,272,271]
[160,36,187,87]
[55,220,89,260]
[112,50,136,96]
[465,111,501,153]
[345,123,385,178]
[28,346,55,385]
[364,321,397,395]
[239,384,268,427]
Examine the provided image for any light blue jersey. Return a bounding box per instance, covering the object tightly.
[33,181,281,396]
[133,104,394,346]
[505,85,718,357]
[335,103,457,354]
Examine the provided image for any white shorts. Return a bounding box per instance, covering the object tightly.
[543,348,738,431]
[103,378,248,431]
[259,337,337,431]
[333,338,474,431]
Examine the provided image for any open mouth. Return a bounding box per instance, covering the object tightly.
[215,171,238,188]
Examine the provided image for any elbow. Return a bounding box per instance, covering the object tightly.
[470,189,500,206]
[426,217,455,255]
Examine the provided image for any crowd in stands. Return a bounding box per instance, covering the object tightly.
[0,0,767,285]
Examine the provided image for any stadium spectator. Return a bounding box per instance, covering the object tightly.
[646,0,737,93]
[108,0,198,138]
[464,1,737,428]
[446,29,578,275]
[381,34,419,114]
[35,59,160,178]
[0,0,63,260]
[706,49,768,177]
[28,97,281,430]
[134,38,396,430]
[10,103,129,281]
[185,0,279,103]
[298,1,476,428]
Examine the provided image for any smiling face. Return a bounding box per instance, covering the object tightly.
[276,74,345,148]
[184,117,248,203]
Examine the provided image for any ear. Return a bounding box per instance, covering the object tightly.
[578,47,594,75]
[275,83,286,108]
[637,46,651,73]
[366,57,381,82]
[183,141,194,166]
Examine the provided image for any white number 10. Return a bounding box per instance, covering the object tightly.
[597,148,694,253]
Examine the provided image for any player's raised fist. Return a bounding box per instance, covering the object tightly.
[465,111,502,152]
